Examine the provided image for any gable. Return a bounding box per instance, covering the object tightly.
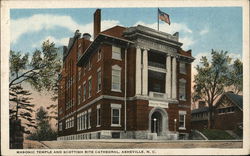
[216,96,234,109]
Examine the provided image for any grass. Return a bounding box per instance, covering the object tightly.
[201,129,235,140]
[234,127,243,139]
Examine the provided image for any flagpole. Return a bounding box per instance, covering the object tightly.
[157,8,159,31]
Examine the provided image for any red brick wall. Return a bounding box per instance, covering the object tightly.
[214,107,242,130]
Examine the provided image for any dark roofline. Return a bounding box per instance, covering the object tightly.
[191,106,210,114]
[214,92,243,111]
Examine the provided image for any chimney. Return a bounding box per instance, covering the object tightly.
[94,9,101,39]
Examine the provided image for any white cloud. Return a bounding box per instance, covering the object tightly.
[179,37,195,50]
[11,14,120,44]
[199,27,209,35]
[32,36,69,48]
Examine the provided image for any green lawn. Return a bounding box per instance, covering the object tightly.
[201,129,235,140]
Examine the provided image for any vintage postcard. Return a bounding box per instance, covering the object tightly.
[1,0,250,155]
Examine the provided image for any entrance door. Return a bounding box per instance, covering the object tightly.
[151,111,162,136]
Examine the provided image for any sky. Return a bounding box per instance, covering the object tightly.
[9,7,243,112]
[10,7,242,63]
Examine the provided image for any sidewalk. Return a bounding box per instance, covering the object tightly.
[40,140,242,149]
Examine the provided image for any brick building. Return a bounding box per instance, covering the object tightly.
[191,92,243,131]
[57,9,194,140]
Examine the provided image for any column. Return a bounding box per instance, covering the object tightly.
[135,47,142,95]
[142,49,148,96]
[172,56,177,99]
[165,55,171,98]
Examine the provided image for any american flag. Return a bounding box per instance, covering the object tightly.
[158,8,170,25]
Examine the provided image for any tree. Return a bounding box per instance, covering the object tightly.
[27,106,57,141]
[193,49,240,129]
[9,85,37,134]
[9,40,62,135]
[9,40,62,97]
[227,59,243,94]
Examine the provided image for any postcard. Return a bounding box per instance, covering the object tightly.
[1,0,249,155]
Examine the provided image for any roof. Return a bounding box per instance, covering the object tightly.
[77,31,133,67]
[224,92,243,110]
[101,25,127,39]
[191,107,209,114]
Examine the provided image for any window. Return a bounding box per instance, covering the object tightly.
[218,107,235,114]
[96,105,101,127]
[112,46,121,60]
[179,62,186,74]
[111,104,121,126]
[88,77,92,98]
[83,82,86,101]
[179,111,186,130]
[98,49,102,61]
[78,68,81,81]
[88,59,91,71]
[59,122,62,131]
[97,68,101,92]
[78,86,81,105]
[65,116,74,129]
[84,111,87,130]
[179,79,186,100]
[88,109,91,129]
[77,114,80,131]
[111,65,121,92]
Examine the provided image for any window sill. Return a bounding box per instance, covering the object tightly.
[111,124,121,127]
[112,58,122,61]
[179,98,186,101]
[179,127,186,130]
[111,89,122,93]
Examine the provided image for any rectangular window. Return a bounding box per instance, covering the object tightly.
[88,59,91,71]
[88,109,91,129]
[83,82,86,101]
[78,86,81,105]
[88,77,92,98]
[84,112,87,130]
[179,111,186,130]
[179,62,186,74]
[97,49,102,61]
[77,114,80,131]
[112,66,121,91]
[179,79,186,100]
[111,104,121,126]
[97,68,101,92]
[96,105,101,127]
[78,67,81,81]
[112,46,121,60]
[59,122,62,131]
[82,113,84,130]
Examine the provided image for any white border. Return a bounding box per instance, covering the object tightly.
[1,0,249,155]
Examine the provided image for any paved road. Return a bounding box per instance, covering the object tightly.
[39,140,242,149]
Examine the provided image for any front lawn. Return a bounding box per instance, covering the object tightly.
[201,129,235,140]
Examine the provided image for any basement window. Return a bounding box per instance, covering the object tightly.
[112,132,120,139]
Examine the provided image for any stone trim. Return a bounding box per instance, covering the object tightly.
[59,94,181,121]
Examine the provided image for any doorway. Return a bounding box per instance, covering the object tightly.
[151,111,162,136]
